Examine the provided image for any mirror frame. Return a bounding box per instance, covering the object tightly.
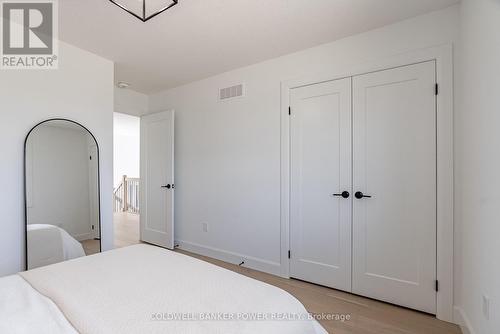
[24,118,102,270]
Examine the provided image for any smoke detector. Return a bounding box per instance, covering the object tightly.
[117,81,131,89]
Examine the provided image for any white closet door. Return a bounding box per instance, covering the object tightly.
[140,110,175,249]
[290,78,352,291]
[352,62,437,313]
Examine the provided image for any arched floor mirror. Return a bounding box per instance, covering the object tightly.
[24,119,101,270]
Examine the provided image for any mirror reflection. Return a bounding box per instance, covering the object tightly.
[25,119,101,270]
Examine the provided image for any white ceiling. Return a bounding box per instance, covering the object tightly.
[59,0,459,93]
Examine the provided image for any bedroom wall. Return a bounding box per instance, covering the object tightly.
[0,41,114,276]
[27,125,93,240]
[148,6,459,275]
[114,87,148,117]
[454,0,500,333]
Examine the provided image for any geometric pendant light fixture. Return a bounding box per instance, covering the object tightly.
[109,0,178,22]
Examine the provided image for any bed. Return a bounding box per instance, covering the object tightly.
[27,224,86,269]
[1,245,327,334]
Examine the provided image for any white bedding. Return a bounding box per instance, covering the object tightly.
[0,275,77,334]
[19,244,327,334]
[27,224,86,269]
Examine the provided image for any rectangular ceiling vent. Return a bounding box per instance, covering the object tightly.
[219,84,244,101]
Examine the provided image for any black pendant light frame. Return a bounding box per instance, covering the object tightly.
[109,0,178,22]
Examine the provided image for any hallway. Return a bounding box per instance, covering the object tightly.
[114,212,140,248]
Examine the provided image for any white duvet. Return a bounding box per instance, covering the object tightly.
[27,224,86,269]
[0,275,77,334]
[5,245,327,334]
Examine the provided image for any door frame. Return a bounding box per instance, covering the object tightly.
[280,44,454,322]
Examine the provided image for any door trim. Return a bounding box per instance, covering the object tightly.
[279,44,454,322]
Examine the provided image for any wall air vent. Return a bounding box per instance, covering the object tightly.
[219,84,244,101]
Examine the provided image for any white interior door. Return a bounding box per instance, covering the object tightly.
[290,78,352,291]
[140,110,175,249]
[352,61,437,313]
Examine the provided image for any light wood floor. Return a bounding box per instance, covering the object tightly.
[80,239,100,255]
[176,249,461,334]
[80,212,141,255]
[111,213,461,334]
[113,212,140,248]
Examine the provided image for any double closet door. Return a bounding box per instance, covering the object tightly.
[289,61,437,314]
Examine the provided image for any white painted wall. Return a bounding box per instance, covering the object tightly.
[0,41,114,276]
[148,7,459,275]
[113,112,140,187]
[454,0,500,333]
[26,125,94,240]
[114,87,148,116]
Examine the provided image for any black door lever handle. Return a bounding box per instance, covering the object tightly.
[161,184,171,189]
[333,191,350,199]
[355,191,372,199]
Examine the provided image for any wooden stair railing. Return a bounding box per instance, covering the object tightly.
[113,175,140,214]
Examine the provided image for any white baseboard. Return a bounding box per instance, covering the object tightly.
[74,232,94,242]
[454,306,476,334]
[175,240,282,276]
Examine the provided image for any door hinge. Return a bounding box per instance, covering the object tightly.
[288,106,291,115]
[288,250,291,259]
[435,83,439,96]
[435,280,439,292]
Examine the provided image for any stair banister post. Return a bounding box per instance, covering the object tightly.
[122,175,128,212]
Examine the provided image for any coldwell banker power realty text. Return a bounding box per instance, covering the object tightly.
[1,0,58,69]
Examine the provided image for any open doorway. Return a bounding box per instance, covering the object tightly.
[113,112,140,248]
